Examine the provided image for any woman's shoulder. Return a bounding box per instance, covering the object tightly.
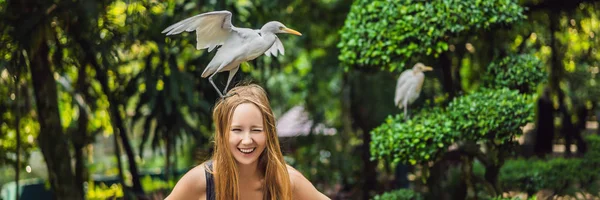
[285,164,331,200]
[165,162,209,200]
[286,164,304,186]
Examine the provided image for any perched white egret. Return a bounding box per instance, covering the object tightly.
[394,63,434,120]
[162,10,302,97]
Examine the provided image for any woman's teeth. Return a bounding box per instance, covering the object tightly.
[238,148,255,154]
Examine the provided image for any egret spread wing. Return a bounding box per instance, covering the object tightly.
[394,70,413,108]
[264,36,285,57]
[162,11,236,51]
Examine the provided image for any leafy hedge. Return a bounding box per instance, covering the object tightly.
[483,54,547,94]
[370,108,457,165]
[338,0,525,71]
[370,88,534,165]
[499,134,600,196]
[447,88,535,143]
[372,135,600,199]
[372,189,423,200]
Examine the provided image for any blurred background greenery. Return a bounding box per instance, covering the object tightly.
[0,0,599,199]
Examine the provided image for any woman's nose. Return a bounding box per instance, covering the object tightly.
[241,133,253,145]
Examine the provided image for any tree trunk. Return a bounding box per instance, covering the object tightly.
[73,66,90,199]
[549,11,561,93]
[96,68,145,196]
[14,67,20,200]
[75,35,146,196]
[534,88,555,157]
[439,52,457,98]
[461,156,477,200]
[349,73,378,200]
[559,101,587,156]
[597,107,600,135]
[348,70,397,199]
[548,12,587,156]
[165,135,172,182]
[113,128,127,192]
[427,150,462,200]
[484,162,501,194]
[73,144,85,198]
[30,32,82,200]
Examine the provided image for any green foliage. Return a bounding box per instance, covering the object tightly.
[447,88,535,143]
[583,134,600,166]
[370,108,457,165]
[285,134,357,189]
[371,88,534,165]
[499,158,597,196]
[338,0,525,70]
[86,176,175,200]
[141,176,174,193]
[490,196,536,200]
[0,56,38,168]
[372,189,423,200]
[499,135,600,196]
[0,114,38,166]
[86,182,124,200]
[483,54,547,94]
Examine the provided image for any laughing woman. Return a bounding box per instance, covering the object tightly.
[165,84,330,200]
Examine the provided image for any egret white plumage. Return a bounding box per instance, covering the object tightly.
[394,63,433,120]
[162,10,302,97]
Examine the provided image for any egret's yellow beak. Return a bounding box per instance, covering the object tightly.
[282,27,302,36]
[423,66,434,71]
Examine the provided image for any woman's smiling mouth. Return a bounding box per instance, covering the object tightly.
[238,147,256,154]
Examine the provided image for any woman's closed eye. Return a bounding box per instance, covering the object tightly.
[252,129,263,132]
[232,128,242,132]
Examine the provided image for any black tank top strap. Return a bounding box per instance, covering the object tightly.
[205,160,216,200]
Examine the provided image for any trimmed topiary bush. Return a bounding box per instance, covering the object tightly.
[338,0,525,71]
[483,54,547,94]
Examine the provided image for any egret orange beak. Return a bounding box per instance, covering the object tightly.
[424,66,434,71]
[282,27,302,36]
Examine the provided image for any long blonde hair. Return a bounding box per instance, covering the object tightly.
[209,84,292,200]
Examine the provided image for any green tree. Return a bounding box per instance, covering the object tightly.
[338,0,525,96]
[1,0,84,198]
[338,0,526,198]
[365,0,600,197]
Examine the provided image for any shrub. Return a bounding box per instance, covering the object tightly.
[372,189,423,200]
[446,88,535,143]
[338,0,525,71]
[499,135,600,196]
[371,88,534,166]
[370,107,458,165]
[483,54,547,94]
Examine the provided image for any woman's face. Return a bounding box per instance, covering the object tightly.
[228,103,267,166]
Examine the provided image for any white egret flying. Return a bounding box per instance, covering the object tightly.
[394,63,434,120]
[162,10,302,97]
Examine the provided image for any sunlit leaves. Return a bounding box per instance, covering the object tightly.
[0,79,38,166]
[150,4,166,15]
[338,0,525,71]
[58,89,74,129]
[107,1,127,27]
[0,117,39,152]
[546,3,600,104]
